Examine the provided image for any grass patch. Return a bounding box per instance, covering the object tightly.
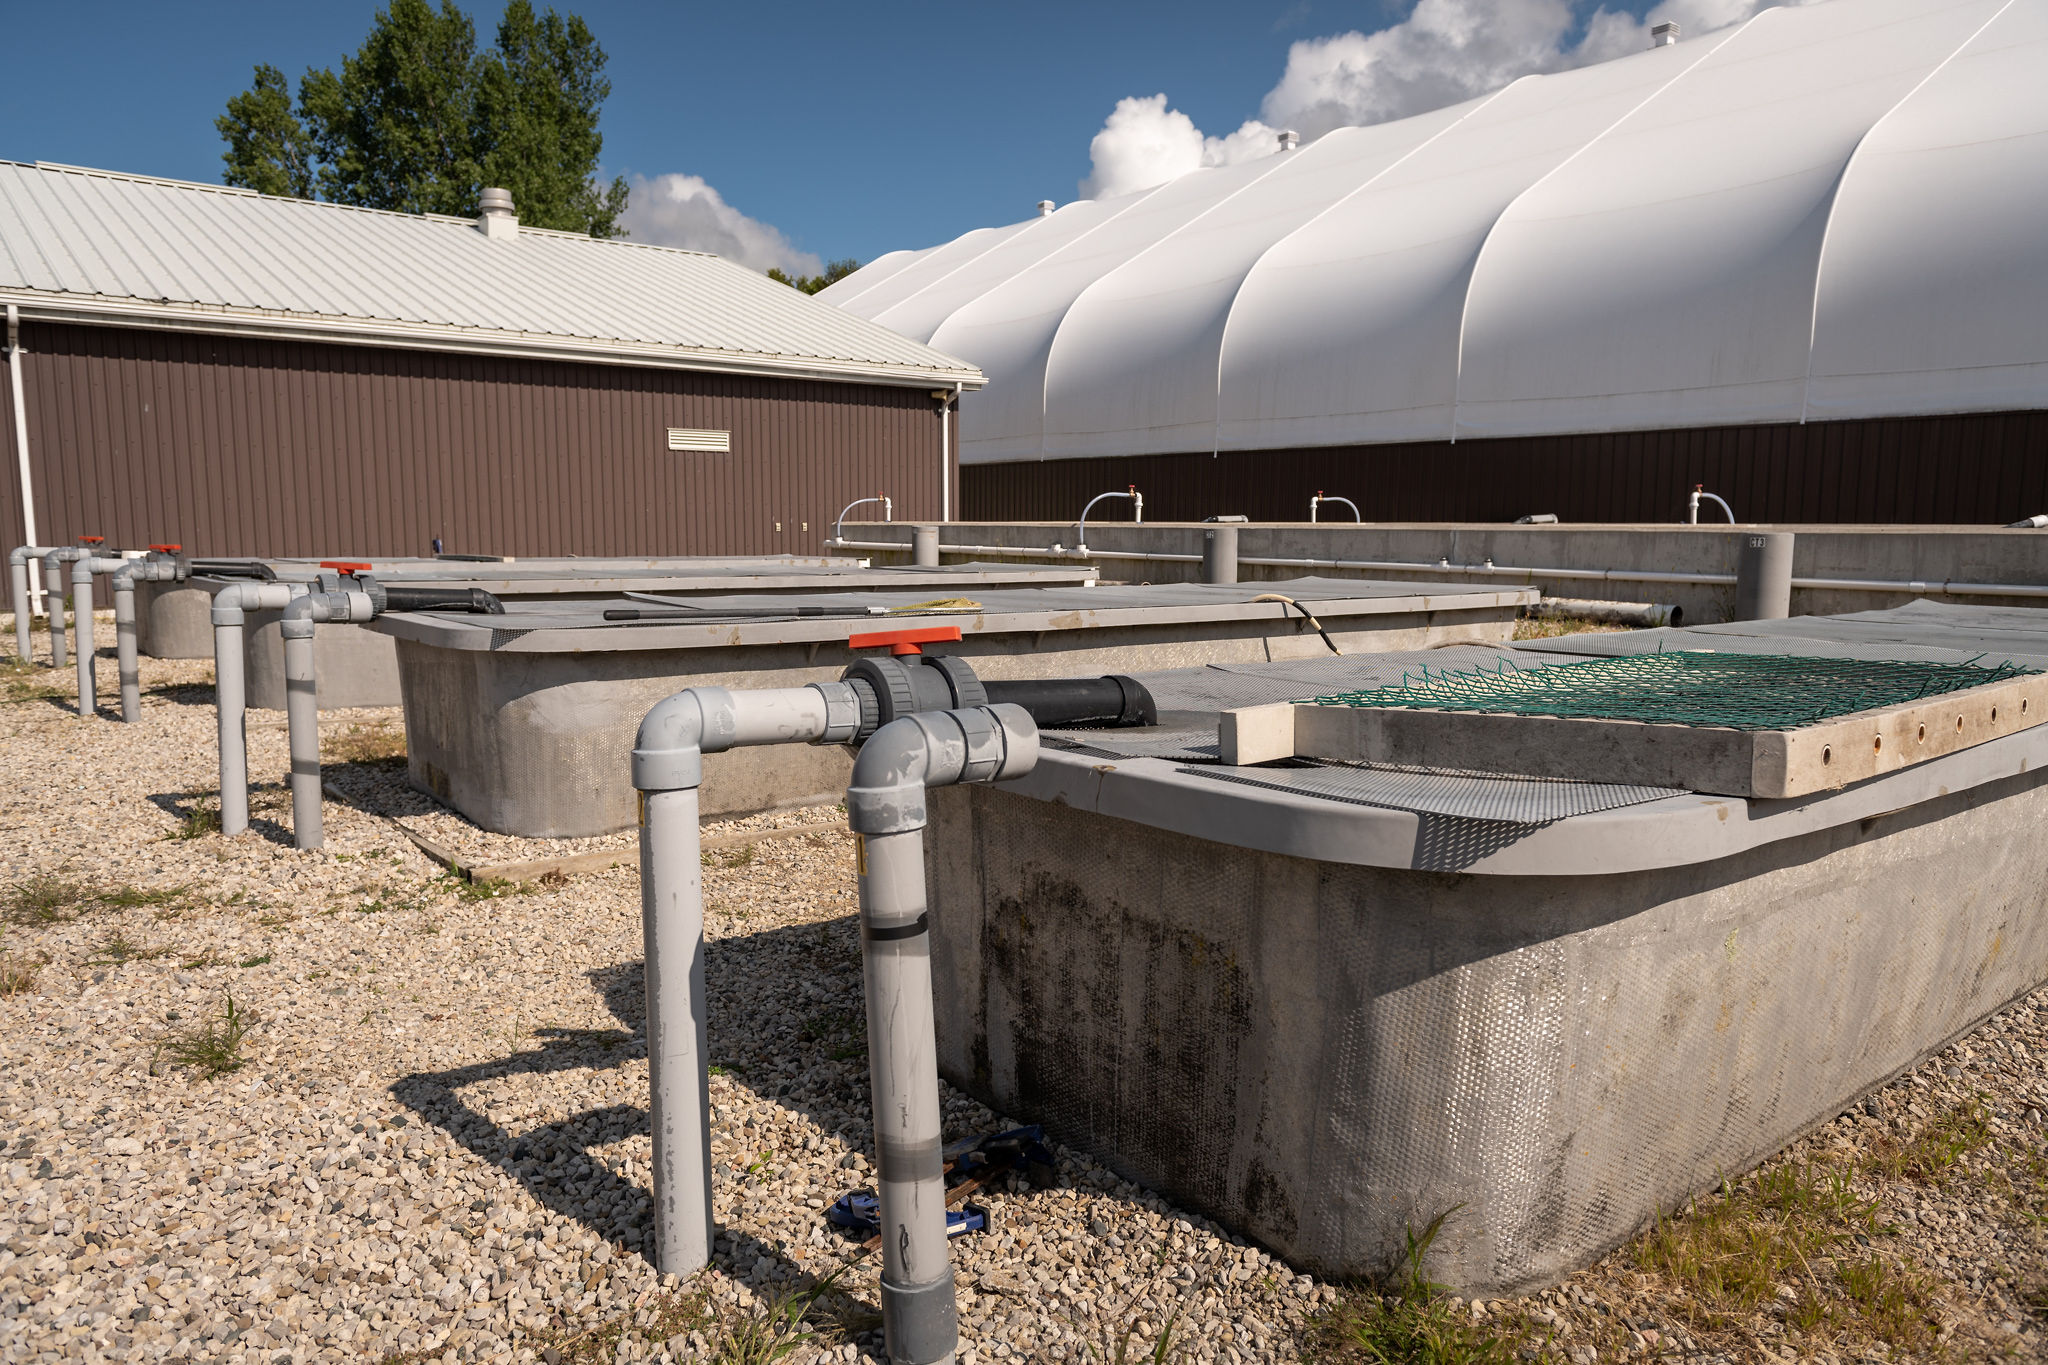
[238,954,272,969]
[1865,1097,1993,1185]
[0,947,49,996]
[1511,613,1627,641]
[151,992,255,1078]
[163,799,221,841]
[87,931,169,966]
[438,871,534,902]
[324,721,406,767]
[1307,1211,1534,1365]
[0,657,71,704]
[2,875,192,925]
[704,843,757,869]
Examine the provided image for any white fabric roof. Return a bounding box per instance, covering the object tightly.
[818,0,2041,461]
[0,161,980,388]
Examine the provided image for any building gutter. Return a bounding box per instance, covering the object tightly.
[0,293,987,393]
[5,306,36,595]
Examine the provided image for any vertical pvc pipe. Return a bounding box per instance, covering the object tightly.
[44,554,67,667]
[857,826,958,1365]
[73,569,96,718]
[114,577,143,722]
[216,620,250,836]
[1202,525,1239,585]
[641,784,714,1277]
[10,558,30,661]
[283,618,323,849]
[913,526,940,567]
[1736,531,1795,621]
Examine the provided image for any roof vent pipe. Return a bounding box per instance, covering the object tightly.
[1036,200,1055,217]
[1277,129,1300,151]
[1651,21,1679,46]
[477,187,518,240]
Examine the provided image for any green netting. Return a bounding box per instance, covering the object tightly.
[1310,651,2036,732]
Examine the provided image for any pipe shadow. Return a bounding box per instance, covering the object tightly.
[141,682,219,708]
[144,784,298,847]
[386,930,888,1327]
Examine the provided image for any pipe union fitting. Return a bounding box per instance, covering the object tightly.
[805,680,864,745]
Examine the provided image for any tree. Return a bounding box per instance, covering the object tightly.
[215,64,313,200]
[768,258,863,295]
[215,0,627,236]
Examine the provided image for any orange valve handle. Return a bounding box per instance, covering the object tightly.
[78,535,105,544]
[848,624,963,657]
[320,560,373,574]
[149,543,182,552]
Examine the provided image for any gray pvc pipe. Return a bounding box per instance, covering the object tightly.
[1202,524,1239,585]
[10,545,55,662]
[912,525,941,567]
[1736,531,1795,621]
[845,705,1038,1365]
[213,581,304,836]
[71,556,129,717]
[112,561,182,722]
[281,589,377,850]
[42,549,80,667]
[631,682,863,1279]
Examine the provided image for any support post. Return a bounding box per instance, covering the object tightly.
[1736,531,1794,621]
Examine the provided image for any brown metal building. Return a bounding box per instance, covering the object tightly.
[0,161,980,559]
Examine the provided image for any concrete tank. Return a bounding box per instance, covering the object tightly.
[369,578,1532,836]
[921,601,2048,1294]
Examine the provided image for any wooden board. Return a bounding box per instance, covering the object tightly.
[1219,671,2048,799]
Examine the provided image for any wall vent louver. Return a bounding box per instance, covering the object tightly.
[667,427,732,452]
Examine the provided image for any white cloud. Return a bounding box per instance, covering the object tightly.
[1078,95,1287,200]
[618,173,823,277]
[1080,0,1808,198]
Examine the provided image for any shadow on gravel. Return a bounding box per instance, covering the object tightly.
[387,917,879,1310]
[142,682,217,708]
[144,784,296,847]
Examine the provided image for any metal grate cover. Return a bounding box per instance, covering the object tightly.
[1311,650,2036,732]
[1185,762,1685,824]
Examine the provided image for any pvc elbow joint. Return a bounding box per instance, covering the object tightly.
[632,688,737,793]
[846,704,1038,837]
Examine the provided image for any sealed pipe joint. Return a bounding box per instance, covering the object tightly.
[847,703,1038,836]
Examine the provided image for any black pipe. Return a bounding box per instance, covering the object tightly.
[604,605,857,621]
[984,675,1156,729]
[381,586,505,614]
[190,559,276,581]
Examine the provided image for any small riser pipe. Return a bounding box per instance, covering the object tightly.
[642,786,714,1277]
[216,622,250,836]
[913,526,941,567]
[44,562,66,669]
[1202,525,1239,586]
[74,572,93,717]
[283,624,323,849]
[10,560,30,662]
[858,827,958,1365]
[115,583,142,722]
[1736,532,1795,621]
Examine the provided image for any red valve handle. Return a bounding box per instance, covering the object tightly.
[848,624,963,657]
[78,535,104,544]
[149,543,182,552]
[320,560,372,574]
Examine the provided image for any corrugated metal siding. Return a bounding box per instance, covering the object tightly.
[5,321,945,557]
[962,411,2048,525]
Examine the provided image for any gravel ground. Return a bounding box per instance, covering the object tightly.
[3,636,2047,1365]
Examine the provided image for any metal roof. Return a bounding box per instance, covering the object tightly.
[0,160,982,389]
[822,0,2042,455]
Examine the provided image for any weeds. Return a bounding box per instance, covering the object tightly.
[151,992,255,1078]
[1511,613,1627,642]
[704,843,758,869]
[3,875,191,925]
[1308,1210,1531,1365]
[0,946,49,996]
[0,657,70,704]
[238,954,272,968]
[87,931,168,966]
[163,798,221,841]
[1866,1097,1993,1184]
[706,1258,862,1364]
[1073,1246,1196,1364]
[325,722,406,767]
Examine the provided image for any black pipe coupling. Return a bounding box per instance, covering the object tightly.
[837,654,1156,743]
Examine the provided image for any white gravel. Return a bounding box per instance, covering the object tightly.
[0,642,1327,1364]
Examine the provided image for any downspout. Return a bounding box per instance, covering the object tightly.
[5,307,37,614]
[846,705,1039,1365]
[932,389,956,523]
[10,544,57,661]
[212,580,306,835]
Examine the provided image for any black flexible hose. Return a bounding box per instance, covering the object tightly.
[381,586,504,614]
[604,605,856,621]
[984,675,1157,729]
[190,559,276,581]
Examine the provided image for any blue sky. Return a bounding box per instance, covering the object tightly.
[1,1,1694,271]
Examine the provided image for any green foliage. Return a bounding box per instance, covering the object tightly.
[3,876,191,925]
[216,64,314,199]
[767,258,862,295]
[1308,1210,1529,1365]
[152,993,256,1079]
[217,0,626,236]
